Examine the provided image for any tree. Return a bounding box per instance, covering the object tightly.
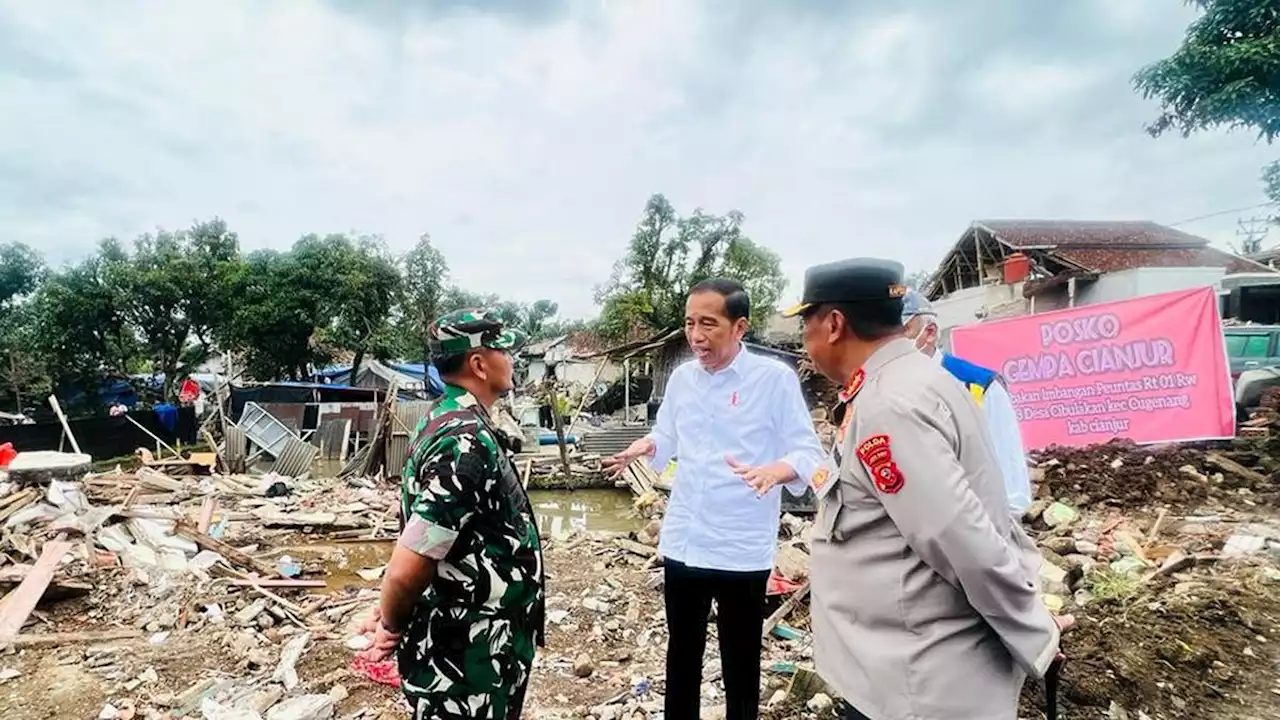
[1133,0,1280,214]
[595,193,787,338]
[904,269,932,290]
[0,242,43,309]
[401,234,450,363]
[304,234,402,377]
[107,220,245,399]
[227,250,323,381]
[30,243,139,400]
[0,242,46,411]
[436,289,565,342]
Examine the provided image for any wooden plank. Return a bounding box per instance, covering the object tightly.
[9,629,143,647]
[0,540,74,643]
[197,497,217,534]
[1205,453,1269,484]
[615,538,657,557]
[175,522,279,578]
[762,581,811,638]
[228,579,327,589]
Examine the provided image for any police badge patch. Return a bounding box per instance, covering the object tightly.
[855,434,905,494]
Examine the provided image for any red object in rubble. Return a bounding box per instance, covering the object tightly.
[351,655,401,688]
[0,442,15,468]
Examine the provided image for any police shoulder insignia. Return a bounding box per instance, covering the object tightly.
[839,368,866,404]
[855,434,904,494]
[812,467,830,489]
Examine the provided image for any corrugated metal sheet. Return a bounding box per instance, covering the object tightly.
[273,437,319,478]
[579,426,651,455]
[317,418,352,461]
[224,425,247,474]
[385,401,433,476]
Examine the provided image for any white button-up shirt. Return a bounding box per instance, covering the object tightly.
[646,345,825,572]
[935,351,1034,516]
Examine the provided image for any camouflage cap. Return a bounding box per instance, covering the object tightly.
[428,308,528,358]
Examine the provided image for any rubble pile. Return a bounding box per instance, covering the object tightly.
[1019,439,1280,719]
[1,429,1278,720]
[1030,439,1279,510]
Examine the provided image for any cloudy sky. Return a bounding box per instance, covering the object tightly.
[0,0,1275,318]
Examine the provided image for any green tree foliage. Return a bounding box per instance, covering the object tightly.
[437,289,568,345]
[401,234,450,363]
[29,242,138,398]
[0,242,47,411]
[0,242,43,308]
[108,220,244,398]
[1133,0,1280,211]
[307,234,402,376]
[595,193,786,338]
[226,249,322,381]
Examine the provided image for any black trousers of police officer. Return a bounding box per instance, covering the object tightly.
[663,559,771,720]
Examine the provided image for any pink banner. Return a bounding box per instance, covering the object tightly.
[950,286,1234,450]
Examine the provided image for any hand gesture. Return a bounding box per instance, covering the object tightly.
[601,438,655,478]
[726,456,795,496]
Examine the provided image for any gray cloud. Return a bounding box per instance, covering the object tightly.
[0,0,1273,318]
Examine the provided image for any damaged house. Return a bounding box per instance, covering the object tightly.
[923,220,1276,337]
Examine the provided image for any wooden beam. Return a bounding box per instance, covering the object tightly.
[9,629,142,647]
[175,522,279,578]
[762,581,811,638]
[0,540,74,643]
[228,579,327,589]
[197,497,217,534]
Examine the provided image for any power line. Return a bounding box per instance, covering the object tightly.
[1167,201,1279,227]
[1235,216,1271,255]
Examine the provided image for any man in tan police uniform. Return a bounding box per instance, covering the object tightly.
[766,258,1066,720]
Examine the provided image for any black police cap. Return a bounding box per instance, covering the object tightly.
[780,257,907,318]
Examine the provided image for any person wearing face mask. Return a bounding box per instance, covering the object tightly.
[900,290,1033,517]
[733,259,1068,720]
[603,278,825,720]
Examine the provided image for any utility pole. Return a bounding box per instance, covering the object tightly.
[1236,216,1270,256]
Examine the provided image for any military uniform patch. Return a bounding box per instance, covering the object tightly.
[856,434,905,494]
[812,467,830,489]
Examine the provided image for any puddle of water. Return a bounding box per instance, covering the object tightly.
[529,488,644,539]
[265,490,640,592]
[270,540,394,594]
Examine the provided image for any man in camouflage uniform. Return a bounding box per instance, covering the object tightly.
[357,309,545,720]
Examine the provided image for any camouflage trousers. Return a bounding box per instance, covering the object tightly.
[399,610,536,720]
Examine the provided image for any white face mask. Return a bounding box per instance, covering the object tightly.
[907,318,937,355]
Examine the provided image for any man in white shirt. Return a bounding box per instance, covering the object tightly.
[604,278,825,720]
[900,290,1033,516]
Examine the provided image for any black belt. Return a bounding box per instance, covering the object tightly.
[1045,654,1065,720]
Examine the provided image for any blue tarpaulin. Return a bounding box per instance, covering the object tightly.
[153,403,178,433]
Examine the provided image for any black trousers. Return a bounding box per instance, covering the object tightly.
[663,559,770,720]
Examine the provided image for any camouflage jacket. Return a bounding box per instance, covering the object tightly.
[399,384,545,635]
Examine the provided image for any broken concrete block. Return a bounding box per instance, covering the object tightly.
[264,695,334,720]
[1042,502,1078,528]
[1038,563,1070,596]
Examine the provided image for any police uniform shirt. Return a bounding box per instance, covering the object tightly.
[810,338,1059,720]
